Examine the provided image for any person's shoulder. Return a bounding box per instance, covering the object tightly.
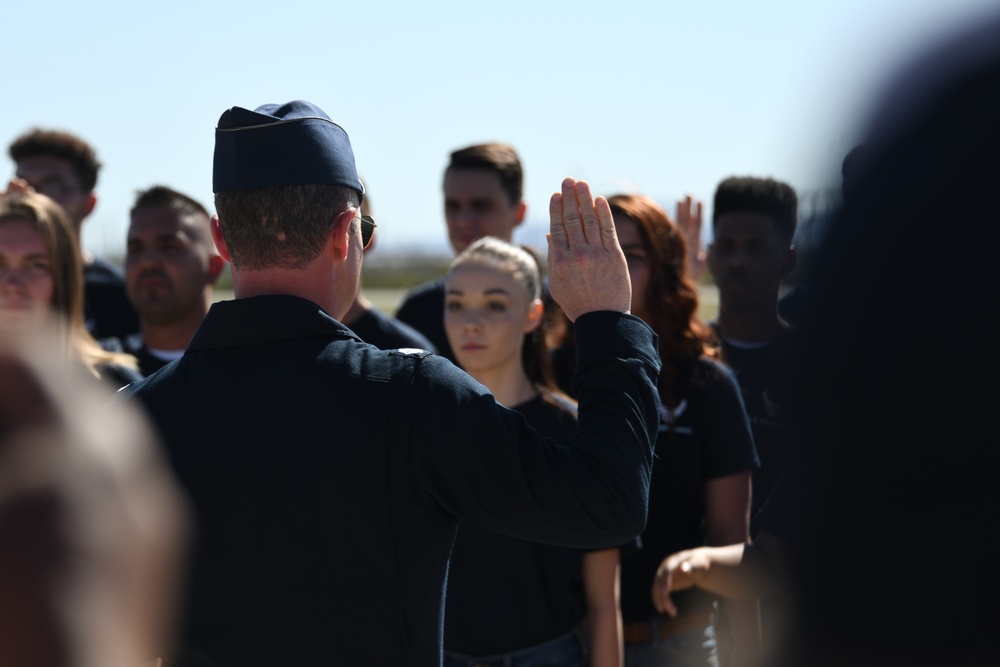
[353,308,439,353]
[398,276,446,306]
[83,257,126,284]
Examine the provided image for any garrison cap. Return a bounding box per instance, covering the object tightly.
[213,100,365,198]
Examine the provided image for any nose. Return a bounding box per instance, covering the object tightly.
[460,309,483,332]
[1,267,28,290]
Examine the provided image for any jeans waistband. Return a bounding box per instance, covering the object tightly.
[443,628,584,667]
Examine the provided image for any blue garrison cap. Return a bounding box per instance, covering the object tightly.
[213,100,365,197]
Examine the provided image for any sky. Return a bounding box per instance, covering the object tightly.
[2,0,997,260]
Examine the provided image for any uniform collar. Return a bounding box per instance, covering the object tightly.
[188,295,362,351]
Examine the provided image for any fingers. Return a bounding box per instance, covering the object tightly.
[595,195,617,251]
[550,177,613,250]
[549,191,567,250]
[651,569,679,617]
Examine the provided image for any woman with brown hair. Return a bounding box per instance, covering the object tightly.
[607,194,758,667]
[0,191,139,389]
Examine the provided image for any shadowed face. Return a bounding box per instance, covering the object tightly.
[0,219,54,335]
[443,170,524,255]
[708,212,793,312]
[613,214,652,326]
[126,208,217,326]
[15,156,94,231]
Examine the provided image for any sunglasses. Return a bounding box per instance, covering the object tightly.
[360,215,377,249]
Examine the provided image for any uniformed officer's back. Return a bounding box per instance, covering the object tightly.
[121,100,661,667]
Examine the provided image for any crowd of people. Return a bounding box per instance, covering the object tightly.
[2,13,999,667]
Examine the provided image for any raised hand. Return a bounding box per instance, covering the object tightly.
[676,194,706,281]
[547,178,631,321]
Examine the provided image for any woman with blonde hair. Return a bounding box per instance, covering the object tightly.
[442,236,623,667]
[0,191,139,389]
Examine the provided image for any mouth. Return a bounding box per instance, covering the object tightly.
[461,342,486,352]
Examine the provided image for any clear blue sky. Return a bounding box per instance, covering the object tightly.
[3,0,995,259]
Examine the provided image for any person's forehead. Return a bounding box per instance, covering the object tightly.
[612,215,643,246]
[14,156,79,184]
[713,211,780,239]
[443,169,507,201]
[0,218,46,251]
[129,207,205,241]
[447,262,521,293]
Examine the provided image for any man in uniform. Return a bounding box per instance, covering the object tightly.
[118,185,225,376]
[120,100,660,667]
[8,129,140,339]
[396,143,526,362]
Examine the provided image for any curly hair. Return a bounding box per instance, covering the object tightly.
[607,194,719,396]
[8,129,101,192]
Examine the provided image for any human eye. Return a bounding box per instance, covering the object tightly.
[487,300,507,313]
[445,299,462,312]
[28,258,52,273]
[472,200,496,213]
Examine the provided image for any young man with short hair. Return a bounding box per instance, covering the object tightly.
[395,143,526,362]
[708,175,799,523]
[117,185,225,376]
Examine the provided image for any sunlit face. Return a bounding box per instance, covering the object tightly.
[15,156,94,231]
[444,262,540,376]
[126,208,217,326]
[443,170,525,255]
[0,218,55,336]
[708,212,793,312]
[614,215,652,325]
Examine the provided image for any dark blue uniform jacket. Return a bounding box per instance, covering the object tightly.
[121,294,660,667]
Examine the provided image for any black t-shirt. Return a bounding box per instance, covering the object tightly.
[395,277,454,363]
[620,357,758,622]
[714,326,799,523]
[83,257,139,341]
[348,306,437,353]
[444,394,586,655]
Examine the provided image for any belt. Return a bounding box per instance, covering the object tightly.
[444,629,583,667]
[622,612,715,643]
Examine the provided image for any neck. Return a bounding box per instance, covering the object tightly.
[340,291,372,327]
[232,261,354,321]
[469,363,538,409]
[715,305,786,344]
[140,293,212,350]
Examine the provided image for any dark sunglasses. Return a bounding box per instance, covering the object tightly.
[360,215,377,249]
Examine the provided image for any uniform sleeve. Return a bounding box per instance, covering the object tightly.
[702,363,759,480]
[410,312,661,550]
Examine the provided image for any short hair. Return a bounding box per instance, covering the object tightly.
[445,143,523,205]
[131,185,210,220]
[214,184,358,270]
[712,176,798,242]
[8,129,102,192]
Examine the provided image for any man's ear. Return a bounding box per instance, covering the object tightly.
[329,209,356,261]
[207,254,226,284]
[210,215,232,263]
[524,299,544,334]
[84,193,97,218]
[513,201,527,226]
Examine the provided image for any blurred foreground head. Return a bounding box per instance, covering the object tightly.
[0,332,186,667]
[788,11,1000,667]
